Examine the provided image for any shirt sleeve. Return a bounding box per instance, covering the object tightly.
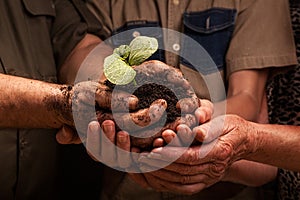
[51,0,104,68]
[85,0,113,39]
[226,0,297,77]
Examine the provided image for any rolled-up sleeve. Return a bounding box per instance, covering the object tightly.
[226,0,297,77]
[51,0,104,68]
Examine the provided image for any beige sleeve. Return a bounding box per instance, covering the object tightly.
[226,0,297,77]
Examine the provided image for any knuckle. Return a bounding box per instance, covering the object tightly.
[185,149,200,165]
[181,175,191,184]
[211,163,226,174]
[218,141,234,160]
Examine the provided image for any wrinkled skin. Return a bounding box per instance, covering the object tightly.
[132,114,253,195]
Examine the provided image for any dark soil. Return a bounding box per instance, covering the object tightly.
[95,69,192,150]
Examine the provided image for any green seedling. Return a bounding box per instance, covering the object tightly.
[104,36,158,85]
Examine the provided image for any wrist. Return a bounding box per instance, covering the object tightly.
[52,84,74,127]
[243,121,261,160]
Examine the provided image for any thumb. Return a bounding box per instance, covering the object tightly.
[193,115,226,143]
[56,125,81,144]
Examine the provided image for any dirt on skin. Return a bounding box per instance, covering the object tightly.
[95,69,193,150]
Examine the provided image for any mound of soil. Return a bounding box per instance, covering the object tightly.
[95,61,193,150]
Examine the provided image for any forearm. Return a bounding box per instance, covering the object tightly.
[214,69,269,122]
[223,160,277,187]
[0,73,73,129]
[214,93,260,121]
[59,34,104,84]
[248,122,300,171]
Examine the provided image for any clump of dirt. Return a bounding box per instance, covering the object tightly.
[95,62,193,150]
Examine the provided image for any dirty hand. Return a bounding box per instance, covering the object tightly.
[134,60,200,113]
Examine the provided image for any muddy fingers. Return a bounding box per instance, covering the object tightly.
[113,99,167,132]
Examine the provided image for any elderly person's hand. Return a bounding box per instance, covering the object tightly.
[133,114,259,194]
[127,99,216,194]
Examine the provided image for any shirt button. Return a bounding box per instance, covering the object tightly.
[173,0,179,5]
[172,43,180,51]
[132,31,141,38]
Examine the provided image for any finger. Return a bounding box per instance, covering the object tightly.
[161,129,182,146]
[144,173,206,195]
[145,147,187,163]
[176,97,200,113]
[142,173,170,192]
[163,162,214,175]
[130,125,164,149]
[114,99,167,131]
[166,69,191,89]
[153,138,165,148]
[176,124,195,146]
[56,125,81,144]
[86,121,101,162]
[195,99,214,124]
[146,146,214,165]
[94,83,139,111]
[138,154,171,172]
[116,131,132,168]
[144,168,209,185]
[181,114,198,127]
[193,116,225,143]
[131,147,141,162]
[130,114,192,149]
[134,60,190,89]
[100,120,117,166]
[73,81,98,106]
[127,173,151,189]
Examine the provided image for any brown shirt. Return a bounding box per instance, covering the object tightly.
[0,0,101,199]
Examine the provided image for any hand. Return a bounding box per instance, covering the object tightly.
[60,60,202,148]
[86,120,133,169]
[149,99,214,148]
[134,114,251,195]
[134,60,200,113]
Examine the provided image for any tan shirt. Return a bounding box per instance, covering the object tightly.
[88,0,297,101]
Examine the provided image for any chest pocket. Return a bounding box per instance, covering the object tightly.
[15,0,57,82]
[22,0,55,17]
[111,21,165,62]
[181,8,236,75]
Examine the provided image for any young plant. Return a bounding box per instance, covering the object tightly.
[103,36,158,85]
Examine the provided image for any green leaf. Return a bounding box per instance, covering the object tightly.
[113,45,130,60]
[103,54,136,85]
[128,36,158,66]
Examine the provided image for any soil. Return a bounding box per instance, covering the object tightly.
[95,64,192,150]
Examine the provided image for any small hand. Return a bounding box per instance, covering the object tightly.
[86,120,132,169]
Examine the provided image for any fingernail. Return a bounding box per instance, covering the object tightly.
[118,134,127,143]
[178,103,188,112]
[129,96,138,109]
[102,123,114,133]
[89,122,100,133]
[147,152,162,159]
[138,156,147,162]
[151,147,162,153]
[62,126,68,137]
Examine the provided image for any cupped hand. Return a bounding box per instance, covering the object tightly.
[132,114,252,195]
